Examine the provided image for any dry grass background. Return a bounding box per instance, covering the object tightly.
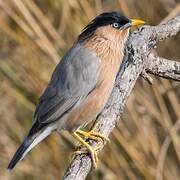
[0,0,179,179]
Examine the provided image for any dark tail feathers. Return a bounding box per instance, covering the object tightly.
[7,137,33,170]
[7,123,55,170]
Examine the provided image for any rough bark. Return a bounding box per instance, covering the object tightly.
[147,53,180,81]
[63,15,180,180]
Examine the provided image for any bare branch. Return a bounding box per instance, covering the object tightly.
[147,53,180,81]
[63,15,180,180]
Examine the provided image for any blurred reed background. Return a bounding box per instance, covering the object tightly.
[0,0,179,179]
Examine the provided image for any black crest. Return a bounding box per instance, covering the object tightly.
[78,11,130,41]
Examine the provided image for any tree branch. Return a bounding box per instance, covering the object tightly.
[63,15,180,180]
[146,53,180,81]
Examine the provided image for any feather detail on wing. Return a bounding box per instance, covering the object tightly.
[33,43,100,128]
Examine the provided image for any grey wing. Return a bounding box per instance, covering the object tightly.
[33,43,100,126]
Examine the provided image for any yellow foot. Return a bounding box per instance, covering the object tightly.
[72,132,100,168]
[76,129,110,144]
[72,148,97,163]
[71,145,101,160]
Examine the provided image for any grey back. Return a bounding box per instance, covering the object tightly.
[33,43,100,125]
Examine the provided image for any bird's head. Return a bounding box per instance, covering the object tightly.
[78,11,145,43]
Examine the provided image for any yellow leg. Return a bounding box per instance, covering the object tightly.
[72,129,110,168]
[76,129,110,144]
[72,132,98,168]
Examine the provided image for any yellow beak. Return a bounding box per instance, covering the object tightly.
[131,19,145,26]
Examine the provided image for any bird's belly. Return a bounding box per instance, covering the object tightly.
[65,54,122,132]
[66,73,117,132]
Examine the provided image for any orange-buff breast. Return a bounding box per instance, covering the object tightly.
[67,26,129,131]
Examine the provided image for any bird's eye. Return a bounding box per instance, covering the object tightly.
[111,22,120,29]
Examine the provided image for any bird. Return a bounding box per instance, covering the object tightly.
[7,11,144,170]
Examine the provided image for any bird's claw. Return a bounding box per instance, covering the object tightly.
[76,129,110,144]
[72,146,99,169]
[72,130,108,169]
